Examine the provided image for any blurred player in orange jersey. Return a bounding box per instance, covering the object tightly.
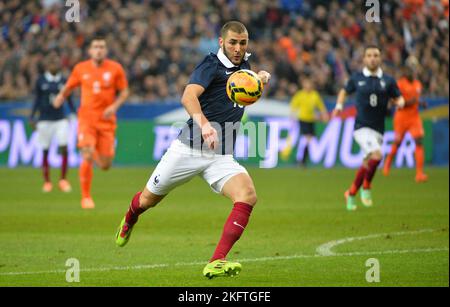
[383,64,428,183]
[53,35,129,208]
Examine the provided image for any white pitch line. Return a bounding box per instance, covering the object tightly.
[316,229,438,256]
[0,264,169,276]
[0,247,447,277]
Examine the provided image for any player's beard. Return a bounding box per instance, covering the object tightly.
[222,45,244,65]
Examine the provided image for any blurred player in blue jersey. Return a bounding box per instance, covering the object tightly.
[115,21,271,278]
[30,56,76,193]
[332,46,405,211]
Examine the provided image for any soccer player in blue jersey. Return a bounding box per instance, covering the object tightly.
[30,56,76,193]
[115,21,271,278]
[332,46,405,211]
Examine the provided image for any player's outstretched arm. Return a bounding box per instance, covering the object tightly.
[181,84,218,150]
[332,89,347,117]
[403,96,419,107]
[53,85,72,109]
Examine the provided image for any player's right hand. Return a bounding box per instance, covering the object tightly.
[202,123,219,150]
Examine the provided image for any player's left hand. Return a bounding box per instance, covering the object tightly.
[257,71,271,84]
[103,104,118,119]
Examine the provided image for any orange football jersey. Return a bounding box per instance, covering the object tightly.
[66,59,128,125]
[396,77,422,118]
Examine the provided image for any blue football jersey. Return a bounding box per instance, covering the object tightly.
[178,50,251,154]
[345,68,401,134]
[30,72,75,121]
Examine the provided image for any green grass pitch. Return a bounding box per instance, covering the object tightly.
[0,167,448,287]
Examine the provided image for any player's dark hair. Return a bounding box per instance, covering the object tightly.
[90,34,107,45]
[220,21,248,38]
[364,45,381,54]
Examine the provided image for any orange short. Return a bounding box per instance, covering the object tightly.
[77,121,116,157]
[393,115,424,140]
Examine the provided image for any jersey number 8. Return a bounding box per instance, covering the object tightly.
[93,81,101,94]
[369,94,378,107]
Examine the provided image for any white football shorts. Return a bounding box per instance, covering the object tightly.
[36,119,69,150]
[353,127,383,159]
[146,139,248,195]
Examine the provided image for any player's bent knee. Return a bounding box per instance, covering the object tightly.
[248,191,257,207]
[80,147,94,162]
[370,151,383,161]
[82,152,94,163]
[236,187,257,206]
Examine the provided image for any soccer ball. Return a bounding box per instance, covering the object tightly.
[226,69,264,106]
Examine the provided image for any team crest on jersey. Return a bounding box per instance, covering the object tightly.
[380,80,386,89]
[82,74,90,80]
[103,72,111,81]
[41,84,49,90]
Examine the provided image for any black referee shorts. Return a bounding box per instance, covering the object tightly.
[299,120,315,136]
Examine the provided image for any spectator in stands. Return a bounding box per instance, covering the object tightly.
[0,0,448,103]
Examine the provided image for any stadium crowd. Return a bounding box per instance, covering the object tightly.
[0,0,449,102]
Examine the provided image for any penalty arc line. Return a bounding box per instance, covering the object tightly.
[315,228,440,256]
[0,246,448,277]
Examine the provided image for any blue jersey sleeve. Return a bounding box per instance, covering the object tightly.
[344,74,356,94]
[188,57,218,89]
[388,77,401,98]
